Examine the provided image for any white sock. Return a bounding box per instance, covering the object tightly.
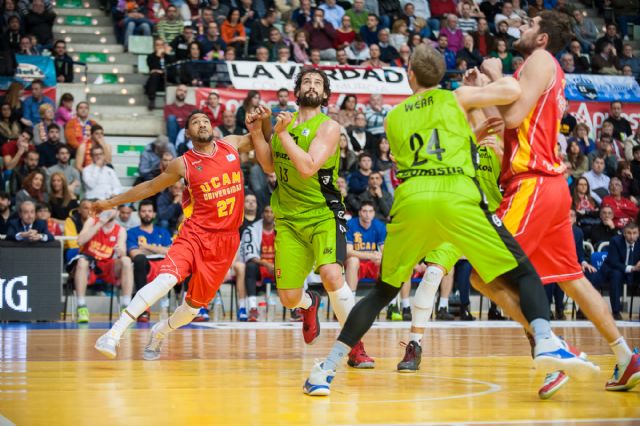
[122,295,131,305]
[412,266,442,327]
[328,283,355,326]
[238,298,246,309]
[401,297,410,309]
[108,273,177,340]
[409,332,423,344]
[295,291,312,310]
[77,297,86,306]
[248,296,257,309]
[438,297,448,310]
[610,336,633,366]
[155,302,200,335]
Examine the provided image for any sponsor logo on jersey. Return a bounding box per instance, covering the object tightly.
[276,269,281,278]
[226,154,236,162]
[491,214,503,227]
[302,128,310,136]
[321,176,331,185]
[323,247,333,255]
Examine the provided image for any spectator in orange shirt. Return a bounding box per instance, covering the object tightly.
[64,101,96,151]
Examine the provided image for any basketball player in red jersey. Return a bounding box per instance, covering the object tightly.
[93,108,272,360]
[472,10,639,397]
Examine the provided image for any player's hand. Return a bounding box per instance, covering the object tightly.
[90,200,112,217]
[371,251,382,264]
[463,67,489,87]
[255,104,272,120]
[274,112,294,135]
[480,58,503,81]
[114,246,125,258]
[245,110,262,133]
[265,263,275,273]
[474,116,505,143]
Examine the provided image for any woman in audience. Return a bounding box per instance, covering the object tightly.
[489,39,513,74]
[179,41,207,86]
[337,94,358,128]
[292,30,309,63]
[2,0,20,29]
[572,176,600,232]
[220,8,247,56]
[48,171,78,226]
[616,160,637,199]
[601,177,639,229]
[235,90,260,132]
[1,81,24,125]
[374,136,393,172]
[339,133,357,177]
[15,170,47,211]
[32,103,55,145]
[408,33,423,52]
[335,15,356,49]
[566,140,588,178]
[390,19,409,51]
[54,93,74,129]
[0,102,21,145]
[567,122,595,155]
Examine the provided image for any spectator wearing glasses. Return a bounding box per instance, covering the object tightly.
[82,146,122,200]
[6,200,54,242]
[75,124,113,172]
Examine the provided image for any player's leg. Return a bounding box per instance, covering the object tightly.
[444,192,598,379]
[345,256,360,292]
[455,260,475,321]
[95,235,197,359]
[114,256,134,307]
[313,217,375,368]
[304,194,437,395]
[144,233,240,360]
[73,256,91,323]
[245,261,261,321]
[275,220,318,343]
[131,254,152,321]
[436,269,455,320]
[233,244,248,320]
[400,280,412,320]
[559,278,639,391]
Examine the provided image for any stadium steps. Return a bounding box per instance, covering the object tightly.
[53,3,164,139]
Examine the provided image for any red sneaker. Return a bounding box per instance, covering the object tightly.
[248,308,259,322]
[137,309,150,323]
[347,341,375,369]
[606,350,640,391]
[301,291,321,345]
[538,371,569,400]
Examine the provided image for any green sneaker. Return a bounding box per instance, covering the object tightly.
[387,304,402,321]
[77,306,90,323]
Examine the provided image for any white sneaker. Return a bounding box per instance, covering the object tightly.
[534,338,600,380]
[143,322,166,361]
[303,361,335,396]
[95,333,120,359]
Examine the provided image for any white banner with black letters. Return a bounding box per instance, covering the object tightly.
[227,61,412,95]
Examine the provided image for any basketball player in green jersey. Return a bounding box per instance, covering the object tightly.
[303,44,598,396]
[249,68,374,367]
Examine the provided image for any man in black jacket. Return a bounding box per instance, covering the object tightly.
[52,40,74,83]
[1,16,22,53]
[24,0,56,49]
[600,223,640,319]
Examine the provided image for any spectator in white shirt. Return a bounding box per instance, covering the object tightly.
[494,1,521,39]
[583,155,610,205]
[82,145,122,200]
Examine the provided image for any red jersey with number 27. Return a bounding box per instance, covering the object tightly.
[181,140,244,233]
[501,51,567,185]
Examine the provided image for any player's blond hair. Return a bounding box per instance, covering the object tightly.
[410,44,445,89]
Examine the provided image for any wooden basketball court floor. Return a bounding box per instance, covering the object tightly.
[1,320,639,426]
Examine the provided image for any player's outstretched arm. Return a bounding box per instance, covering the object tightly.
[486,51,554,129]
[454,76,522,112]
[90,157,185,216]
[275,112,340,179]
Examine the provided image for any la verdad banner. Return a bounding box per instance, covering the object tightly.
[226,61,412,95]
[195,87,407,114]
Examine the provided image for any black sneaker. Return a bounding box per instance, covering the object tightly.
[387,304,402,321]
[488,308,506,320]
[460,305,475,321]
[576,309,586,320]
[555,311,566,320]
[397,341,422,372]
[613,312,623,321]
[436,307,454,320]
[402,307,412,321]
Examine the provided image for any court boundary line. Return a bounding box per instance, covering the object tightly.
[354,419,640,426]
[0,414,15,426]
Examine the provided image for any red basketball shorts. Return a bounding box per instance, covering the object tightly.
[89,258,118,285]
[159,226,240,307]
[358,259,381,280]
[497,174,584,284]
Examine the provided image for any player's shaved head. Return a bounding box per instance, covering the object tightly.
[186,110,214,144]
[408,44,445,89]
